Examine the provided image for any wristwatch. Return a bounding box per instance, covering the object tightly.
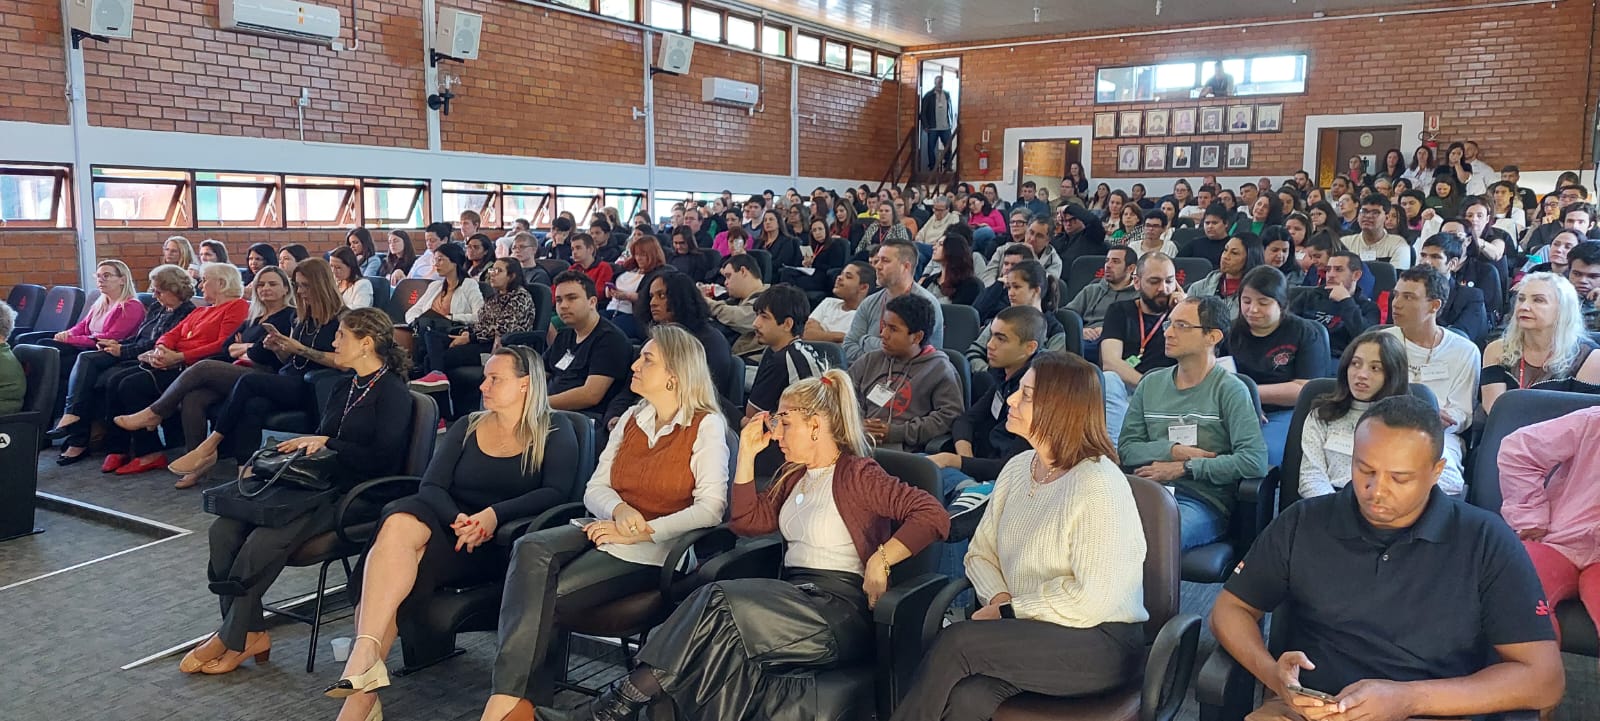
[1183,459,1197,477]
[998,603,1015,619]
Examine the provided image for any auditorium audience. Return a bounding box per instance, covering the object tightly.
[1298,329,1412,498]
[973,243,1034,324]
[31,260,145,395]
[544,271,632,416]
[342,228,381,277]
[1055,203,1110,269]
[1230,266,1331,466]
[242,243,275,287]
[967,260,1066,374]
[1120,296,1268,550]
[803,261,873,344]
[479,325,729,721]
[1187,233,1263,323]
[1101,252,1183,399]
[464,233,498,282]
[506,232,552,288]
[1212,396,1562,721]
[404,243,485,378]
[328,247,374,310]
[847,293,961,452]
[1413,233,1491,343]
[1480,272,1600,413]
[279,243,310,276]
[1179,203,1233,269]
[921,229,982,305]
[164,235,198,275]
[1382,267,1475,495]
[845,240,945,364]
[746,284,826,420]
[1529,229,1581,276]
[380,232,416,286]
[666,226,718,284]
[1133,210,1179,258]
[708,254,769,360]
[185,308,411,678]
[411,258,538,392]
[931,305,1043,489]
[638,273,735,410]
[409,223,451,281]
[330,346,578,721]
[1568,241,1600,329]
[1065,245,1138,358]
[1341,194,1412,268]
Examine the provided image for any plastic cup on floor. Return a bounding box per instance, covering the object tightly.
[331,636,352,662]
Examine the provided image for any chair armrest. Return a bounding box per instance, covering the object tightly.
[1195,643,1256,719]
[0,410,45,429]
[872,572,960,719]
[496,501,589,546]
[698,535,784,583]
[661,525,739,603]
[333,476,421,545]
[1238,474,1277,544]
[1141,613,1202,721]
[910,576,972,651]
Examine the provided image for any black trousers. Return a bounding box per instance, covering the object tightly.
[887,618,1144,721]
[148,359,259,453]
[207,503,336,651]
[213,372,314,463]
[101,363,182,457]
[418,328,488,374]
[31,339,85,413]
[491,525,657,701]
[61,350,121,423]
[634,569,871,721]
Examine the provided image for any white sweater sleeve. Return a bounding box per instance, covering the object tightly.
[1298,415,1337,499]
[963,457,1013,605]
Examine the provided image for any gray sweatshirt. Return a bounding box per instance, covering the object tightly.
[1065,279,1139,328]
[847,345,963,452]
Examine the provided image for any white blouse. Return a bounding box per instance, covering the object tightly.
[778,466,863,575]
[341,277,373,310]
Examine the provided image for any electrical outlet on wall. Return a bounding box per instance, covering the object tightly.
[298,88,311,107]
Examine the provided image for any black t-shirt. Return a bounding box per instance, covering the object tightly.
[544,318,633,414]
[1228,314,1329,410]
[1178,234,1228,269]
[748,340,828,414]
[1224,488,1556,695]
[1103,298,1174,374]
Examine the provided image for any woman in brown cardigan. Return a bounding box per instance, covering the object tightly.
[512,368,948,721]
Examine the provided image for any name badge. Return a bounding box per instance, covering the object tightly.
[866,382,895,408]
[1324,433,1355,456]
[1168,424,1198,446]
[554,350,576,371]
[1417,363,1449,382]
[1359,250,1377,262]
[1125,354,1142,367]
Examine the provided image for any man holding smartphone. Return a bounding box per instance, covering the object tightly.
[1210,396,1562,721]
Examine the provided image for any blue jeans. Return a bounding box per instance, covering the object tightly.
[972,225,997,257]
[1176,491,1229,551]
[1262,409,1292,468]
[938,465,973,502]
[1102,371,1129,445]
[925,128,953,169]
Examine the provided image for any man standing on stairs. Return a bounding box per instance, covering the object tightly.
[921,75,955,172]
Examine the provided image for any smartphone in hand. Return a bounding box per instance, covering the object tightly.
[1286,684,1337,703]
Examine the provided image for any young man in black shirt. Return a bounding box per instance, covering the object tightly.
[1212,396,1562,720]
[744,284,827,477]
[1413,233,1490,343]
[1179,202,1233,269]
[1291,251,1379,361]
[544,270,632,417]
[929,305,1042,490]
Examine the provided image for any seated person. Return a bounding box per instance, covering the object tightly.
[507,232,553,288]
[618,272,736,423]
[543,271,632,417]
[511,369,945,721]
[847,293,962,452]
[845,240,945,364]
[540,217,577,261]
[1133,209,1179,258]
[1187,233,1264,323]
[1064,245,1139,360]
[181,308,412,677]
[407,222,449,281]
[328,348,579,721]
[478,326,729,721]
[381,232,417,285]
[1229,265,1331,467]
[410,257,538,392]
[1383,266,1477,495]
[1501,405,1600,651]
[603,235,672,341]
[747,284,828,424]
[1340,193,1412,268]
[1481,271,1600,414]
[972,243,1035,324]
[1101,252,1185,429]
[1298,329,1411,499]
[1527,229,1582,276]
[965,260,1066,374]
[1120,296,1268,550]
[568,232,614,294]
[404,243,485,379]
[892,352,1146,721]
[118,262,341,487]
[782,216,850,294]
[803,261,874,344]
[0,301,22,415]
[708,254,770,362]
[931,306,1042,491]
[329,247,374,309]
[30,260,145,387]
[1290,250,1380,361]
[1212,396,1562,721]
[919,226,983,305]
[100,263,249,477]
[1177,203,1233,269]
[666,226,718,284]
[1412,232,1490,343]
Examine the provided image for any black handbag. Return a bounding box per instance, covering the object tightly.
[201,447,344,527]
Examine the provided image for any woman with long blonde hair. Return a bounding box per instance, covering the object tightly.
[25,260,146,411]
[1480,272,1600,414]
[330,346,580,721]
[478,324,729,721]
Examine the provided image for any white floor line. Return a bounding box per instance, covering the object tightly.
[120,584,349,671]
[0,531,194,593]
[35,491,193,535]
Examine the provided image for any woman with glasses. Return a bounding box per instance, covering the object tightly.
[26,260,145,413]
[411,257,538,394]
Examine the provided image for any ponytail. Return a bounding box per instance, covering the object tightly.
[764,368,873,504]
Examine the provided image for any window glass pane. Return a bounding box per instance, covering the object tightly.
[598,0,635,22]
[195,185,269,224]
[502,185,553,227]
[1154,62,1196,90]
[92,168,187,224]
[761,25,787,56]
[794,33,820,63]
[1096,54,1307,103]
[850,47,871,74]
[364,184,425,229]
[604,188,646,223]
[688,7,720,41]
[284,176,356,226]
[648,0,683,31]
[557,187,603,222]
[443,181,495,227]
[875,54,896,79]
[0,167,67,224]
[824,40,847,69]
[727,16,756,49]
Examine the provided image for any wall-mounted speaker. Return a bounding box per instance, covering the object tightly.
[68,0,135,39]
[657,33,694,76]
[436,8,482,61]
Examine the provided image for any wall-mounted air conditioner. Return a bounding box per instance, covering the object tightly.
[221,0,341,46]
[702,77,759,109]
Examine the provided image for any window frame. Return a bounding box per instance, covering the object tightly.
[192,173,280,229]
[725,13,757,50]
[361,178,429,230]
[760,21,789,57]
[686,5,722,42]
[0,163,73,229]
[91,167,191,229]
[646,0,685,33]
[1093,51,1311,104]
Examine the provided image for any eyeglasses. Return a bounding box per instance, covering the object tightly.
[765,409,808,432]
[485,266,505,275]
[1161,319,1212,333]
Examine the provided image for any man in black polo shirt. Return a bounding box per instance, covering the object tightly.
[545,270,633,417]
[1212,396,1562,721]
[1179,202,1232,269]
[1102,252,1182,391]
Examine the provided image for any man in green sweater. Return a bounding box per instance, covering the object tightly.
[0,301,25,415]
[1118,295,1267,550]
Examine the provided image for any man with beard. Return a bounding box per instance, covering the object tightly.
[1099,253,1185,435]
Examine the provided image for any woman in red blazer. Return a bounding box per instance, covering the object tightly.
[100,263,248,475]
[504,368,948,721]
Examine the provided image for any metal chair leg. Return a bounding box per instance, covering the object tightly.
[305,559,333,673]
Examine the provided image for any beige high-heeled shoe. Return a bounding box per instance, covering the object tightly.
[169,447,218,476]
[324,635,390,698]
[178,634,224,674]
[199,632,271,674]
[364,697,383,721]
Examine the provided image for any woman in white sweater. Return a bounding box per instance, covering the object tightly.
[1298,329,1411,499]
[890,351,1148,721]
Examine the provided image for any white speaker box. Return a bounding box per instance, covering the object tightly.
[69,0,134,39]
[435,8,482,61]
[656,33,694,75]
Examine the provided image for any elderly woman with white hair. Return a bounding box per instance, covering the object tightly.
[98,262,249,475]
[0,301,24,415]
[1480,271,1600,414]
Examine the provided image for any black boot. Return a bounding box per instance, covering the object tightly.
[535,676,652,721]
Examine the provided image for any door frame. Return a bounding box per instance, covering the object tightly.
[1301,112,1424,177]
[1000,125,1092,201]
[917,56,963,172]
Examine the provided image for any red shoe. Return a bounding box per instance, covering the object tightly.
[101,454,129,473]
[115,455,170,475]
[409,371,450,390]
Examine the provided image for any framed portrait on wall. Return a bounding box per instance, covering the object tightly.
[1118,145,1141,172]
[1143,144,1167,171]
[1094,112,1117,139]
[1255,104,1283,132]
[1119,111,1143,137]
[1228,105,1254,132]
[1170,144,1195,170]
[1172,108,1197,135]
[1198,144,1222,170]
[1145,109,1170,136]
[1200,106,1225,134]
[1226,142,1251,169]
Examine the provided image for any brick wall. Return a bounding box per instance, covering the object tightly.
[799,68,902,182]
[81,0,428,146]
[655,46,790,176]
[0,232,80,299]
[904,0,1600,185]
[1,0,69,125]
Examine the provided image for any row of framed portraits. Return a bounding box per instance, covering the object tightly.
[1094,104,1283,139]
[1117,142,1253,172]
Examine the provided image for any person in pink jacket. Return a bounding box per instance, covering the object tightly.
[25,260,146,405]
[1499,404,1600,648]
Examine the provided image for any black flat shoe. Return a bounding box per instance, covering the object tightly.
[55,451,88,466]
[45,423,77,440]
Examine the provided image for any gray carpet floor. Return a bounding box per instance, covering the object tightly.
[0,452,1592,720]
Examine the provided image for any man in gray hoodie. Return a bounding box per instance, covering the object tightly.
[847,293,963,452]
[1065,244,1139,362]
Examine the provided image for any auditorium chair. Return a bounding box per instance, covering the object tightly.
[1276,378,1437,513]
[748,249,774,283]
[365,276,391,314]
[386,278,433,325]
[0,344,59,541]
[537,259,570,283]
[259,390,438,672]
[1466,388,1600,658]
[809,340,846,370]
[934,473,1201,721]
[1171,257,1213,290]
[1052,308,1084,358]
[5,284,45,339]
[1065,255,1107,301]
[941,303,981,354]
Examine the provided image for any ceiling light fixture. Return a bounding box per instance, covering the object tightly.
[1033,7,1041,22]
[926,17,934,32]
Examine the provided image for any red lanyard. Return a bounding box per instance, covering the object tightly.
[1136,307,1169,355]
